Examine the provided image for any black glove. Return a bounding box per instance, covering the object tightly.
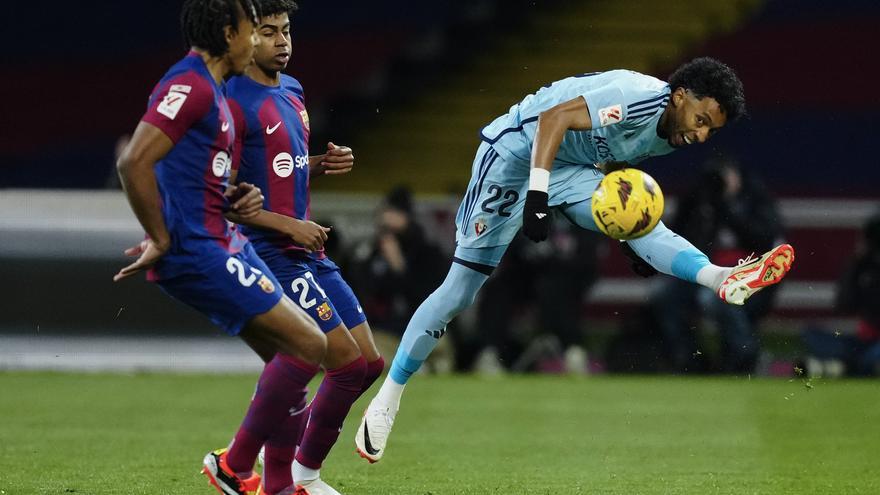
[620,241,658,278]
[522,190,551,242]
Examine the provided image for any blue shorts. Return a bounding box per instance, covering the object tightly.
[259,249,367,333]
[309,256,368,331]
[455,141,604,250]
[156,243,283,336]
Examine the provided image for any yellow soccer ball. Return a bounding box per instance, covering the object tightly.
[591,168,664,240]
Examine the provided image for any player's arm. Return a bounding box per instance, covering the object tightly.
[230,208,331,253]
[523,96,593,242]
[222,167,266,222]
[309,142,354,177]
[113,122,174,281]
[226,157,330,252]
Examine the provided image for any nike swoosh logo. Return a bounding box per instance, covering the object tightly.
[535,212,547,219]
[266,122,281,134]
[221,121,229,132]
[362,420,380,455]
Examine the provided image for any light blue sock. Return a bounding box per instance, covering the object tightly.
[389,262,490,384]
[627,221,709,282]
[559,201,709,283]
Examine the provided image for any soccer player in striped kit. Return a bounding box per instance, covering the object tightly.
[356,59,795,462]
[225,1,383,493]
[114,1,328,494]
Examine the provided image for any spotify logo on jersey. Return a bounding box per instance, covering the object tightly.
[212,151,230,177]
[273,152,294,178]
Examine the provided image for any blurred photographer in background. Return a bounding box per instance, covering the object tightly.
[350,186,447,339]
[803,212,880,376]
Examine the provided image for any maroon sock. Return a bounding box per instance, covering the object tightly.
[262,398,308,495]
[359,356,385,398]
[295,356,367,469]
[290,357,383,449]
[226,353,319,474]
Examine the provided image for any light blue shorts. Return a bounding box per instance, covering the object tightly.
[454,141,605,253]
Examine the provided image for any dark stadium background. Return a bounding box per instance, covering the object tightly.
[2,0,878,194]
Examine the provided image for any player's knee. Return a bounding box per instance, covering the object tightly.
[292,323,327,365]
[432,282,477,320]
[285,320,327,364]
[351,325,382,362]
[431,261,489,320]
[324,326,363,368]
[445,289,478,318]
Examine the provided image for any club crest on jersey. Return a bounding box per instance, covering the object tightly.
[317,302,333,321]
[597,104,622,127]
[299,109,310,131]
[257,275,275,294]
[474,218,488,236]
[157,85,191,120]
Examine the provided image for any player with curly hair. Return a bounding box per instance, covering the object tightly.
[356,57,795,463]
[114,2,332,494]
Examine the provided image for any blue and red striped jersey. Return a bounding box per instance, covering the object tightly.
[140,52,247,279]
[227,74,313,255]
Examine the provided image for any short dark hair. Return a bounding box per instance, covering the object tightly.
[668,57,746,122]
[181,0,259,57]
[256,0,298,18]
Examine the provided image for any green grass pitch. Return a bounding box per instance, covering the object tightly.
[1,372,878,494]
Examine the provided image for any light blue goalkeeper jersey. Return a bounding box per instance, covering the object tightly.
[479,70,675,167]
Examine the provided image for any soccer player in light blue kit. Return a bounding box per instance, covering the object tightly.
[356,58,795,462]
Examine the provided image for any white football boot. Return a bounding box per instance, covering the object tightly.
[354,398,396,463]
[717,244,795,305]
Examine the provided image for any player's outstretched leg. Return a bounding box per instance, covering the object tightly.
[561,201,795,305]
[626,224,795,304]
[356,260,492,462]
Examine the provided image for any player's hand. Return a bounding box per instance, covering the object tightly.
[226,182,264,219]
[113,239,169,282]
[320,142,354,176]
[522,190,551,242]
[620,241,657,278]
[286,218,331,252]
